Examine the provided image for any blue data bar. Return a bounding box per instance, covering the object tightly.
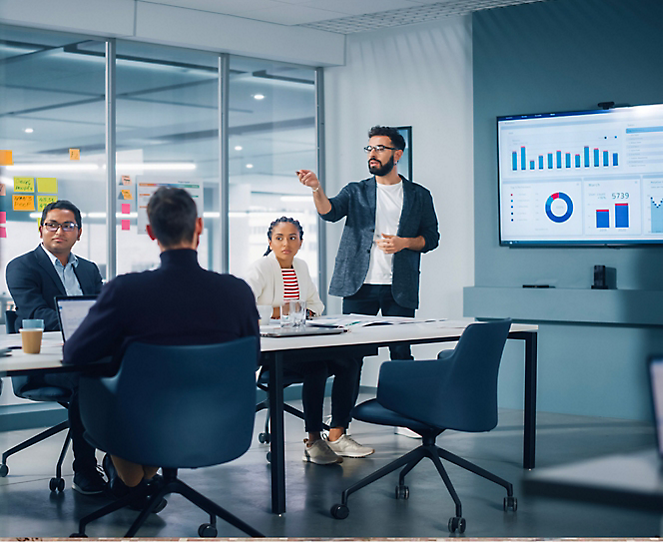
[521,147,526,170]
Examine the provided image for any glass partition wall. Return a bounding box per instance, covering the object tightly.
[0,26,322,297]
[0,27,323,405]
[228,57,318,280]
[0,26,107,304]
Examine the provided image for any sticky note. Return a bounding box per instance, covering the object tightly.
[121,203,130,214]
[121,189,133,200]
[14,177,34,192]
[0,212,5,224]
[0,227,6,238]
[121,175,131,185]
[0,150,13,166]
[13,194,35,211]
[37,177,58,193]
[0,184,5,196]
[69,149,80,160]
[121,219,130,231]
[37,195,58,211]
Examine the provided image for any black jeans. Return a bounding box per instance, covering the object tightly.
[285,357,361,432]
[343,284,415,361]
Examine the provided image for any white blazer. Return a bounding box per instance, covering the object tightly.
[245,252,325,316]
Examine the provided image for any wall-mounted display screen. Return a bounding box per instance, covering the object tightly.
[498,103,663,246]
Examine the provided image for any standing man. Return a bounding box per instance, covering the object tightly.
[297,125,439,361]
[63,187,260,505]
[6,200,106,495]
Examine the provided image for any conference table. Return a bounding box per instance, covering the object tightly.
[260,319,538,514]
[1,319,538,516]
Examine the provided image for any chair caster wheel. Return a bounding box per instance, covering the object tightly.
[330,503,349,519]
[258,432,271,444]
[0,464,8,477]
[504,495,517,511]
[70,533,87,538]
[448,516,466,533]
[50,477,65,492]
[266,451,271,462]
[395,485,409,499]
[198,523,218,537]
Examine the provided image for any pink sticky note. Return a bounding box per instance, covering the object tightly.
[0,227,6,238]
[121,203,130,214]
[0,211,5,224]
[121,219,130,231]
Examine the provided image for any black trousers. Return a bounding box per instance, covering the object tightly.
[342,284,416,411]
[285,357,361,432]
[343,284,415,361]
[40,373,98,473]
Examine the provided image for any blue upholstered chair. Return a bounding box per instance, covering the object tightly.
[330,319,516,534]
[0,310,72,492]
[72,337,264,538]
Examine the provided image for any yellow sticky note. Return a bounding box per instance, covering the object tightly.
[37,195,58,211]
[37,177,58,193]
[14,177,35,192]
[69,149,80,160]
[13,194,35,211]
[121,189,133,200]
[0,150,13,166]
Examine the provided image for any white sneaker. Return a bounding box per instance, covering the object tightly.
[326,435,374,458]
[303,439,343,465]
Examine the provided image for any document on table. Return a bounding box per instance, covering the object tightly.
[309,314,446,328]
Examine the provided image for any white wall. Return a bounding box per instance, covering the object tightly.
[323,15,475,385]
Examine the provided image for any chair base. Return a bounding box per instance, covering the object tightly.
[72,468,264,538]
[1,420,71,493]
[331,437,516,533]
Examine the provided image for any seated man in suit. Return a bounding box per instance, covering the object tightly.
[63,187,260,508]
[6,200,106,495]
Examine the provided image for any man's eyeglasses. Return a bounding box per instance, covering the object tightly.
[42,221,78,232]
[363,145,396,153]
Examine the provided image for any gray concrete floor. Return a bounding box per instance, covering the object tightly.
[0,393,659,538]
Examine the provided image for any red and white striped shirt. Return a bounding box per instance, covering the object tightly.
[281,268,300,300]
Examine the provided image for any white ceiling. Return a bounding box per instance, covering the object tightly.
[141,0,548,33]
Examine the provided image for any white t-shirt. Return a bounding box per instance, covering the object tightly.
[364,181,404,285]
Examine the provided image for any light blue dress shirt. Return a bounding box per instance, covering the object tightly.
[40,244,83,296]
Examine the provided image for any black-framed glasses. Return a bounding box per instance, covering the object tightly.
[363,145,396,153]
[42,221,78,232]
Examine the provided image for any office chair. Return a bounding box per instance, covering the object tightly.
[255,368,329,446]
[330,319,516,533]
[72,337,264,538]
[0,310,72,492]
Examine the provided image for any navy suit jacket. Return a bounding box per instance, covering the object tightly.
[63,249,260,367]
[321,176,439,310]
[6,245,103,332]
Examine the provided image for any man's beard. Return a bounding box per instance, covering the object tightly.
[368,154,395,177]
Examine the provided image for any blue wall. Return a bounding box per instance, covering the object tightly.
[471,0,663,420]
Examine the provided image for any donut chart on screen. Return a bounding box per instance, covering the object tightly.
[545,192,573,223]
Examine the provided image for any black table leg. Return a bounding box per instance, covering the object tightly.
[268,352,286,514]
[522,332,537,469]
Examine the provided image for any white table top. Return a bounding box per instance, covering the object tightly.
[260,319,536,352]
[0,320,537,375]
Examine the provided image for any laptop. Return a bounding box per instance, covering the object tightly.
[260,325,347,338]
[55,295,98,342]
[648,355,663,457]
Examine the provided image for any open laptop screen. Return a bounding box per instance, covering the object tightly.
[55,295,97,342]
[649,356,663,457]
